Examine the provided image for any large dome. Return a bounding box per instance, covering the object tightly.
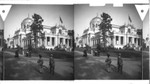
[89,16,102,32]
[90,16,101,25]
[21,17,33,25]
[21,17,33,32]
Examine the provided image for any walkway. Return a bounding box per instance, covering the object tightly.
[74,51,142,79]
[3,51,73,80]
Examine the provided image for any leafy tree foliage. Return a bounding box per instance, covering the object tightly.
[99,12,113,48]
[30,13,44,48]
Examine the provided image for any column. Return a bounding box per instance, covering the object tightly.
[50,37,52,46]
[126,36,128,43]
[132,37,134,44]
[118,36,120,45]
[63,38,65,45]
[124,35,126,45]
[130,37,132,44]
[45,36,47,47]
[55,36,58,46]
[136,38,138,46]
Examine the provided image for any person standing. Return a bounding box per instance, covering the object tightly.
[117,53,123,74]
[15,45,19,58]
[28,45,32,57]
[105,53,112,73]
[83,47,87,57]
[37,54,44,73]
[49,54,55,75]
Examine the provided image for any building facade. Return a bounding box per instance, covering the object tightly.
[77,15,142,50]
[8,16,72,50]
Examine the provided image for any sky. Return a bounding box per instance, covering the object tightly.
[143,10,149,39]
[0,16,3,30]
[74,4,142,37]
[4,5,74,39]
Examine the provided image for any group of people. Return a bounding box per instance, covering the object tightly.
[105,53,123,74]
[14,44,32,58]
[37,54,55,75]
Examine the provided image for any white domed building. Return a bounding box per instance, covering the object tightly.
[82,16,101,47]
[12,15,72,50]
[13,16,33,48]
[80,14,142,50]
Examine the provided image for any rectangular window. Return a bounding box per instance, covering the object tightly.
[47,37,50,41]
[60,38,63,44]
[121,37,123,45]
[52,37,55,46]
[138,38,140,46]
[129,37,132,43]
[69,39,71,46]
[134,38,136,43]
[47,37,50,46]
[65,39,67,45]
[116,36,119,45]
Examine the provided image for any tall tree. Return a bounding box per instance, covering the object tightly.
[30,13,44,48]
[99,12,112,48]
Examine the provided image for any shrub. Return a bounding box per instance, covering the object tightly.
[109,49,141,58]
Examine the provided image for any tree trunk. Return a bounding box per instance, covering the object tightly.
[34,33,37,48]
